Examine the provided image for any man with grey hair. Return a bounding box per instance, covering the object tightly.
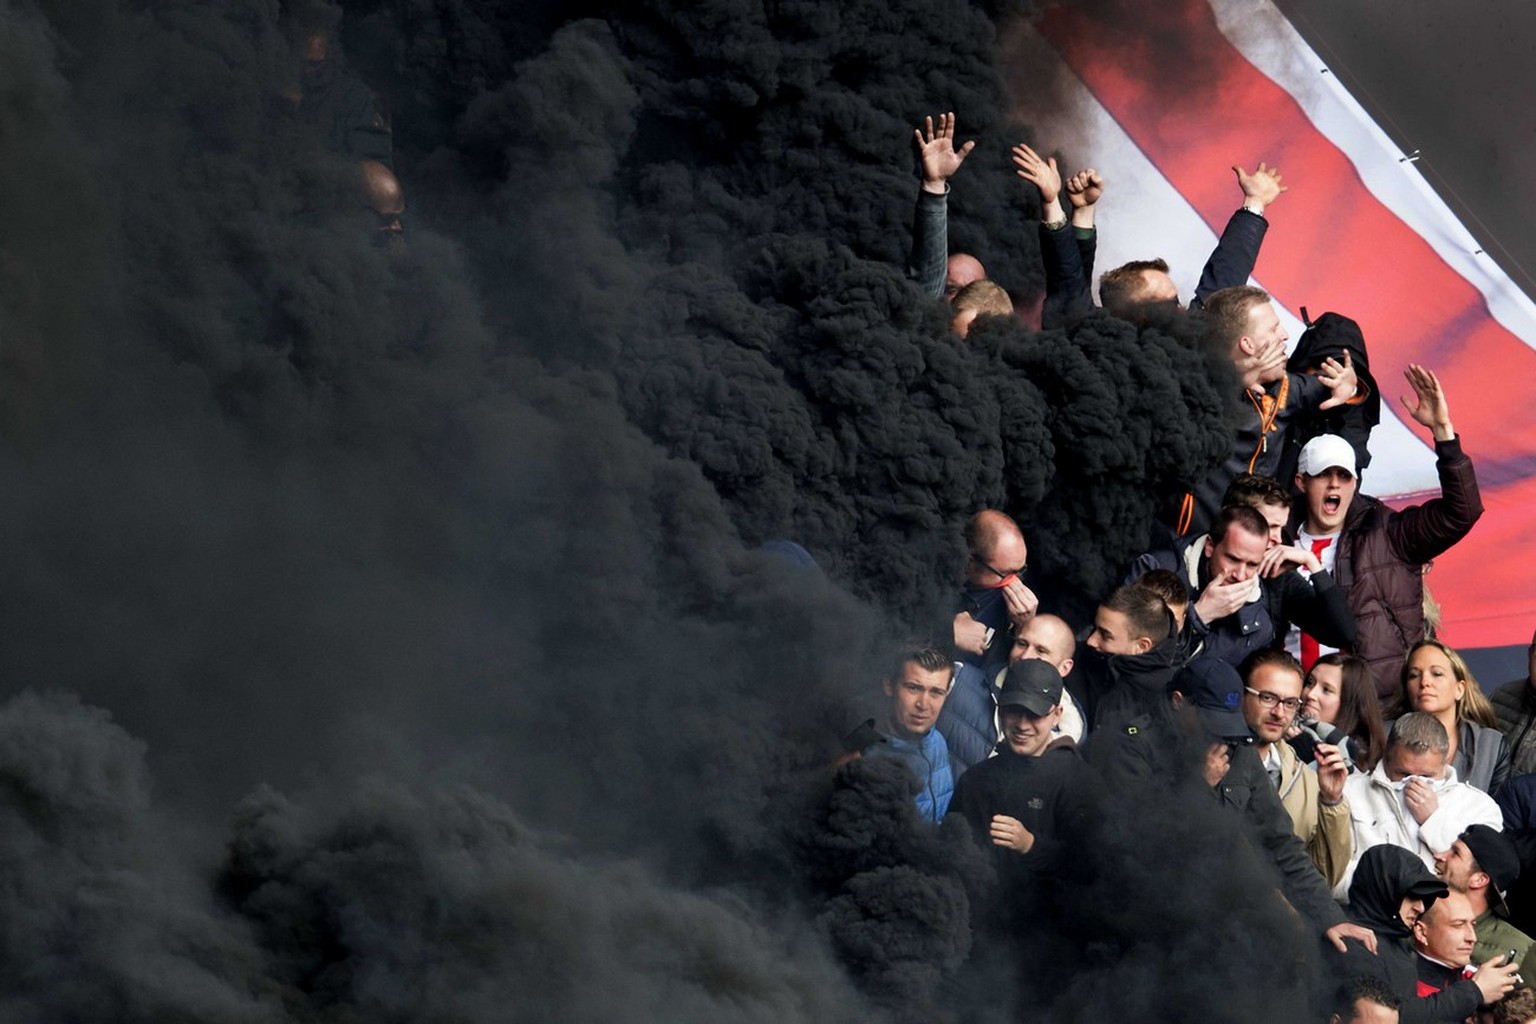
[1335,711,1503,899]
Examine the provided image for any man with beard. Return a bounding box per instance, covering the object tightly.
[1240,649,1352,888]
[1098,658,1373,954]
[1434,824,1536,981]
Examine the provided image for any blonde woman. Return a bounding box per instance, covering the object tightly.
[1396,638,1510,793]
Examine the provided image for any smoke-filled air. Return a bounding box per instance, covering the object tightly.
[0,0,1291,1021]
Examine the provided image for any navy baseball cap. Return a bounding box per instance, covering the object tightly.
[1172,658,1253,741]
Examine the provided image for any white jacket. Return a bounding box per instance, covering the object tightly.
[1333,761,1502,900]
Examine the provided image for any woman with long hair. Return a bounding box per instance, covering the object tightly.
[1299,653,1387,773]
[1395,638,1510,794]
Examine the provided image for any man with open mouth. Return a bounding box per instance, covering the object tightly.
[1287,365,1483,705]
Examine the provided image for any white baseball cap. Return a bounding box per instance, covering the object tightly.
[1297,434,1357,478]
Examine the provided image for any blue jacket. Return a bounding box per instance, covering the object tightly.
[936,662,998,779]
[871,728,954,824]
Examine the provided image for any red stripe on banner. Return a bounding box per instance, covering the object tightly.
[1036,0,1536,647]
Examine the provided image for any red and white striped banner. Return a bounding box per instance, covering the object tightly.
[1007,0,1536,648]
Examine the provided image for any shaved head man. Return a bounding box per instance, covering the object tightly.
[1010,614,1075,677]
[1412,890,1520,1007]
[944,253,986,303]
[360,159,405,247]
[1009,613,1084,742]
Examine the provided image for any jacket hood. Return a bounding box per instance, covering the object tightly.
[1348,844,1448,937]
[1288,312,1382,422]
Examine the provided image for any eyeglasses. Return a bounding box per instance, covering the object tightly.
[970,554,1027,581]
[1244,687,1302,713]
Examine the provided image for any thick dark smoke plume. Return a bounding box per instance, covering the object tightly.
[0,0,1259,1019]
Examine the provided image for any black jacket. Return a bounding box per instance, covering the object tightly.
[1334,844,1480,1024]
[1129,539,1356,666]
[946,739,1101,891]
[1278,311,1381,483]
[1097,712,1346,933]
[1077,636,1182,740]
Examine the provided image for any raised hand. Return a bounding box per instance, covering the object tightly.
[1315,743,1348,806]
[1401,363,1455,441]
[1064,168,1105,209]
[1011,142,1062,204]
[914,112,976,194]
[1316,350,1359,410]
[1233,161,1287,210]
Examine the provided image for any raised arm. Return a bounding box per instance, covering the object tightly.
[1400,362,1455,442]
[1192,161,1286,307]
[1011,142,1064,224]
[1234,162,1286,216]
[1389,367,1485,564]
[1064,167,1105,230]
[908,112,975,299]
[1015,143,1095,327]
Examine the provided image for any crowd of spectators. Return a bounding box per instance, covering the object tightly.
[852,111,1536,1023]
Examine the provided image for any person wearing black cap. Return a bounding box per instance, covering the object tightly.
[1335,844,1512,1023]
[945,659,1100,887]
[1098,657,1376,954]
[1435,824,1536,981]
[944,660,1104,1019]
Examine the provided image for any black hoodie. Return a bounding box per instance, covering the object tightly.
[1336,844,1480,1024]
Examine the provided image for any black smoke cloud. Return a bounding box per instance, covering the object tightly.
[0,0,1253,1018]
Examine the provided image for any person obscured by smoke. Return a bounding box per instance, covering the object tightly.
[0,0,1268,1018]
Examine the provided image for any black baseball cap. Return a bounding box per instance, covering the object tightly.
[1461,824,1522,894]
[998,660,1064,717]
